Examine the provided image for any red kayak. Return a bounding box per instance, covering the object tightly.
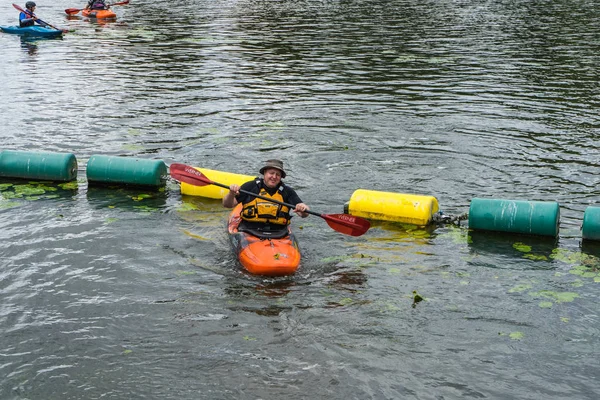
[227,204,301,276]
[82,9,116,19]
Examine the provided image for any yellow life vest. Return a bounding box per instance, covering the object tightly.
[241,186,291,226]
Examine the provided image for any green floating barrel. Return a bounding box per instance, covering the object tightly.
[86,155,167,187]
[582,207,600,241]
[0,150,77,181]
[468,198,560,237]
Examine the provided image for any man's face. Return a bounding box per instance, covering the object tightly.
[263,168,282,188]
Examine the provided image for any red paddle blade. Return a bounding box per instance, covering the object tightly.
[65,8,81,15]
[321,214,370,236]
[169,163,212,186]
[112,0,130,5]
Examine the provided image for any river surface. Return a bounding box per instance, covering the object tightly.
[1,0,599,399]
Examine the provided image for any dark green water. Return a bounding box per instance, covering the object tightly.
[1,0,599,398]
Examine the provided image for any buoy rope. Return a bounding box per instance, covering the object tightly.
[431,211,469,226]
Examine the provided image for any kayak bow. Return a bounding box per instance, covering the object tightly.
[228,204,301,276]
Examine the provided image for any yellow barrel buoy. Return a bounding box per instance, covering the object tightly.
[180,167,254,199]
[344,189,439,226]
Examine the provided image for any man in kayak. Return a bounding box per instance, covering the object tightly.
[86,0,110,10]
[223,159,310,233]
[19,2,45,27]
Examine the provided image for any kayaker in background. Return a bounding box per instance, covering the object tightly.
[223,159,310,233]
[86,0,110,10]
[19,2,44,27]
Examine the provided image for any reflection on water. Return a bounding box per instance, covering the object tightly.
[468,230,559,267]
[19,36,39,55]
[86,184,168,211]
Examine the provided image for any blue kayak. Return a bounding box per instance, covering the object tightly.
[0,25,63,38]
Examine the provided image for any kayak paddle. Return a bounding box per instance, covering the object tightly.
[65,0,129,15]
[169,163,371,237]
[12,3,68,32]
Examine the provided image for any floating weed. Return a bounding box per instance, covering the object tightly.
[550,248,593,265]
[383,302,400,312]
[36,184,57,192]
[105,217,119,224]
[122,144,144,151]
[175,270,197,276]
[2,182,73,200]
[529,290,579,303]
[539,301,553,308]
[243,336,257,341]
[393,55,420,63]
[389,268,401,274]
[127,128,143,136]
[569,265,600,280]
[257,121,286,131]
[437,228,470,244]
[561,317,569,323]
[0,183,13,191]
[182,230,209,241]
[571,279,585,288]
[412,290,424,308]
[58,181,78,190]
[198,127,220,135]
[320,255,351,263]
[177,203,200,212]
[14,185,46,196]
[523,253,548,261]
[3,191,25,199]
[440,271,451,279]
[509,331,524,340]
[568,265,588,276]
[320,253,378,267]
[133,205,157,212]
[0,200,20,209]
[508,283,532,293]
[339,297,354,306]
[122,349,133,355]
[132,194,153,201]
[513,242,532,253]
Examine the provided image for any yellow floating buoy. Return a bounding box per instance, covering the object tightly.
[180,167,254,199]
[344,189,439,226]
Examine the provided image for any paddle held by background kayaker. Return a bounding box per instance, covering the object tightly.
[223,159,310,233]
[19,2,44,27]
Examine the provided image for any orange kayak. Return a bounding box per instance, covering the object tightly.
[228,204,301,276]
[82,9,117,19]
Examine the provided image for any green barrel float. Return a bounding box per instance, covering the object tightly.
[86,155,167,187]
[582,207,600,241]
[0,150,77,181]
[468,198,560,237]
